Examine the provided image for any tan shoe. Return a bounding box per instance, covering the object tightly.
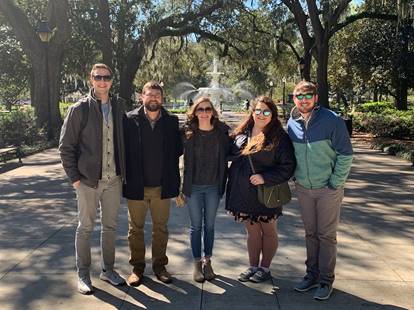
[193,261,204,283]
[155,269,172,284]
[203,259,216,281]
[127,270,143,286]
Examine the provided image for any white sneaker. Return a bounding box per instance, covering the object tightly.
[78,276,93,294]
[100,269,126,286]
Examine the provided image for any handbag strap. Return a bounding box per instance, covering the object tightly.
[246,132,257,174]
[247,155,256,174]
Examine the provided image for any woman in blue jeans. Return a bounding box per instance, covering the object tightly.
[181,96,230,282]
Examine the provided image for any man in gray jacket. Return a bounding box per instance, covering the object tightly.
[59,63,126,294]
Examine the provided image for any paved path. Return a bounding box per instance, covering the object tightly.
[0,129,413,309]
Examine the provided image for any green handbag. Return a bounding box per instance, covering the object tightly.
[248,155,292,208]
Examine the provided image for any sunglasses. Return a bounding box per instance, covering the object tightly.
[254,109,272,117]
[93,75,112,82]
[294,93,314,100]
[196,107,213,113]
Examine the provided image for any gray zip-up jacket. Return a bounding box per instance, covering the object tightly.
[59,90,126,188]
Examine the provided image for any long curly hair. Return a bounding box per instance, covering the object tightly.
[183,96,220,139]
[232,95,284,155]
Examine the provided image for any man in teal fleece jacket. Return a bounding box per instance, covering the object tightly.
[287,81,353,301]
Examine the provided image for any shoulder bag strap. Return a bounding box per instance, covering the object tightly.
[247,155,256,174]
[246,132,256,174]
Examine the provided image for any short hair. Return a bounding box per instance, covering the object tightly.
[142,81,163,96]
[90,63,113,77]
[294,81,317,95]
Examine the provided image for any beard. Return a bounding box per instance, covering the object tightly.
[144,101,161,112]
[297,102,315,114]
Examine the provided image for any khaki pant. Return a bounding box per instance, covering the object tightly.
[75,176,122,277]
[127,187,170,274]
[295,183,344,285]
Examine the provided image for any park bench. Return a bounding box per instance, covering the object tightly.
[0,146,22,163]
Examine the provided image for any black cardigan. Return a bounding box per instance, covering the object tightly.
[123,106,183,200]
[181,121,230,197]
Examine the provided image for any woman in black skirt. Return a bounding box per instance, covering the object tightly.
[226,95,296,283]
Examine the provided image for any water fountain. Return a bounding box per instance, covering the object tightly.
[172,58,253,111]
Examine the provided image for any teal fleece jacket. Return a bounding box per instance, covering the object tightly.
[287,106,353,189]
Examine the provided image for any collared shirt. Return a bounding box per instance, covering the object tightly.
[101,101,110,123]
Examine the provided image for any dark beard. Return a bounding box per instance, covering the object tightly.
[145,102,161,112]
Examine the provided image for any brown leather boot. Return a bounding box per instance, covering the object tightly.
[193,261,204,283]
[203,259,216,281]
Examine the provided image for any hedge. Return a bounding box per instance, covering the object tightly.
[355,101,395,113]
[353,101,414,139]
[0,107,45,148]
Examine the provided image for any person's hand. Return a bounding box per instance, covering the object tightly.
[72,180,81,189]
[250,174,265,185]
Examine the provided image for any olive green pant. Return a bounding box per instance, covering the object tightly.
[127,187,171,274]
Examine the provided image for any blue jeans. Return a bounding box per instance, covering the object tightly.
[186,185,220,260]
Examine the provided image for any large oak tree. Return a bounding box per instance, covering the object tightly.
[0,0,70,139]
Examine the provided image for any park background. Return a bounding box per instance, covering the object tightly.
[1,1,414,309]
[0,0,413,163]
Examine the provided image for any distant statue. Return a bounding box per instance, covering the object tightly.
[244,99,250,111]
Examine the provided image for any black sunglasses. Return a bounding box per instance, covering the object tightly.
[93,75,112,82]
[254,109,272,117]
[294,93,314,100]
[196,107,213,113]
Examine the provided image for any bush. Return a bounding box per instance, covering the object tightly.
[371,139,414,163]
[353,109,414,139]
[0,107,45,147]
[355,101,395,113]
[60,101,73,118]
[167,108,187,114]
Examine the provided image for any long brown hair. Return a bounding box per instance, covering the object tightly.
[232,95,284,155]
[183,96,219,139]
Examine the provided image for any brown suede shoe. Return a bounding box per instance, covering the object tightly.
[127,271,143,286]
[155,269,172,284]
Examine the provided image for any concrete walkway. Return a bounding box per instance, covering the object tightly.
[0,138,413,309]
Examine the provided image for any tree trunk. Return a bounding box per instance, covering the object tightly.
[395,79,408,110]
[316,41,330,108]
[373,86,378,102]
[119,59,141,108]
[0,0,70,141]
[29,43,63,140]
[97,0,113,69]
[48,44,65,137]
[302,51,312,81]
[31,53,50,130]
[395,22,409,111]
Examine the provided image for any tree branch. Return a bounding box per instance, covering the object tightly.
[330,12,398,37]
[306,0,324,42]
[0,0,40,56]
[328,0,352,30]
